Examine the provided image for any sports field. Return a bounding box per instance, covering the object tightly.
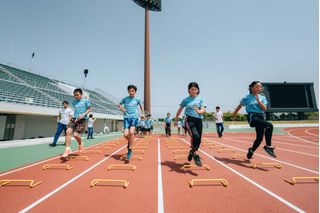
[0,127,318,213]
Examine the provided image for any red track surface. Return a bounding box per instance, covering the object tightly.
[0,127,318,213]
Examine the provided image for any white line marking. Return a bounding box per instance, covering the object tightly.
[158,139,164,213]
[305,128,319,137]
[206,138,319,174]
[222,137,318,158]
[224,137,318,149]
[0,138,122,177]
[181,138,306,213]
[19,145,127,213]
[287,129,318,145]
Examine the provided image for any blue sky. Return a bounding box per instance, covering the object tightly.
[0,0,318,117]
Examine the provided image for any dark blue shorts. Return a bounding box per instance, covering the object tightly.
[124,117,139,129]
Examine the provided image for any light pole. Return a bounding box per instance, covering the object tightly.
[28,52,35,72]
[132,0,161,114]
[83,69,89,89]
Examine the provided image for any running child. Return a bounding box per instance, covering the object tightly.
[232,81,276,159]
[49,101,73,147]
[87,114,96,139]
[118,85,144,160]
[62,88,91,158]
[145,114,153,138]
[164,113,172,136]
[174,82,206,166]
[177,119,182,135]
[215,106,224,138]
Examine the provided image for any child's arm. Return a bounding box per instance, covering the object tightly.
[232,104,242,121]
[139,104,145,117]
[78,106,92,120]
[174,107,183,126]
[255,95,267,111]
[118,104,126,113]
[194,106,206,114]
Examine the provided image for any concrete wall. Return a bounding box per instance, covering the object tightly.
[23,115,57,139]
[10,114,122,140]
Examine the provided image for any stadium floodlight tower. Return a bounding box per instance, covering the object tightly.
[83,69,89,89]
[132,0,161,114]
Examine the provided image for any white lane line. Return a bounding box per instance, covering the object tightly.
[305,128,319,137]
[157,139,164,213]
[287,129,318,145]
[224,137,318,149]
[222,137,318,158]
[0,138,122,177]
[180,138,306,213]
[19,145,127,213]
[205,138,319,175]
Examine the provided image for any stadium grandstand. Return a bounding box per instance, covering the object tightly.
[0,63,123,141]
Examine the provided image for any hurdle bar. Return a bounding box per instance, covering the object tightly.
[174,155,188,161]
[181,164,210,171]
[0,179,41,188]
[231,153,247,159]
[251,162,282,169]
[168,145,183,150]
[67,156,89,161]
[107,164,136,171]
[217,148,238,153]
[83,150,102,154]
[189,179,228,187]
[284,177,319,185]
[136,142,149,146]
[43,164,74,170]
[132,150,145,154]
[120,154,142,161]
[132,146,148,149]
[90,179,129,188]
[172,149,189,155]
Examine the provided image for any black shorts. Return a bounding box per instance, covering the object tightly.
[68,118,86,133]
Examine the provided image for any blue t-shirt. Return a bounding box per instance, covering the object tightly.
[240,94,268,113]
[120,96,142,118]
[180,96,206,119]
[139,120,146,128]
[72,98,91,119]
[164,117,172,124]
[145,119,153,128]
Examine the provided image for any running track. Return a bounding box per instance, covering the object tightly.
[0,127,318,213]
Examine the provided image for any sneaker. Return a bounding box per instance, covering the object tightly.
[62,149,72,158]
[187,150,194,162]
[263,146,277,158]
[247,148,254,159]
[193,154,202,167]
[79,145,84,153]
[126,149,132,160]
[49,143,56,147]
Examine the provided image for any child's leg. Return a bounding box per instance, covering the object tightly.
[264,121,273,146]
[251,119,265,152]
[53,123,64,145]
[193,120,203,154]
[65,128,73,147]
[128,126,135,149]
[220,123,224,135]
[62,128,74,157]
[124,129,130,141]
[73,132,82,145]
